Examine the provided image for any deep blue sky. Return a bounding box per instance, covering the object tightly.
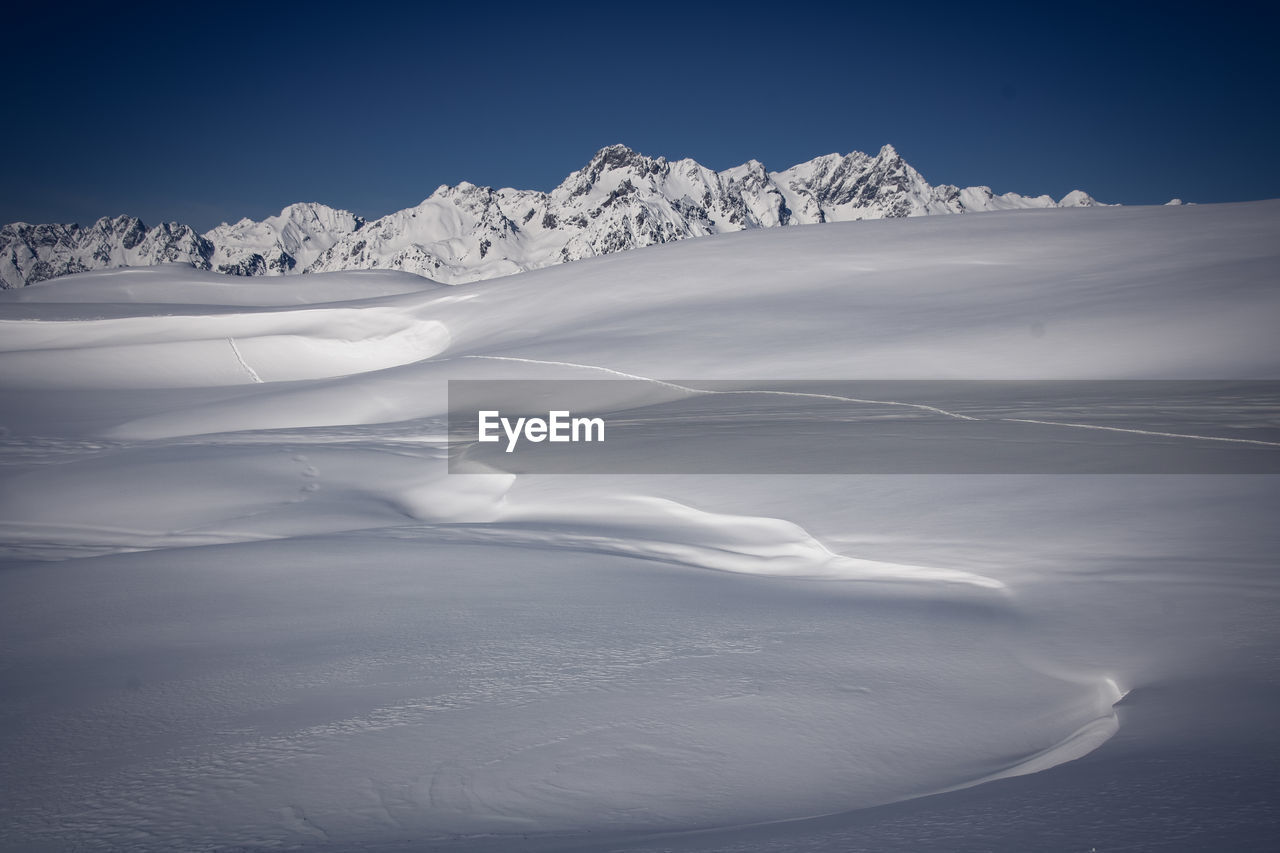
[6,1,1277,231]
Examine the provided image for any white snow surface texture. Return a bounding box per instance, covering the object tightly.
[0,200,1277,852]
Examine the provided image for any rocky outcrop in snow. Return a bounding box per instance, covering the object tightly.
[1,216,214,289]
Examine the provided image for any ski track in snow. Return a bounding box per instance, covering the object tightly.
[458,355,981,420]
[226,337,264,383]
[1001,417,1280,448]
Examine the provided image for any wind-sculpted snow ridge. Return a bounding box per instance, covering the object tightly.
[0,439,1003,589]
[0,144,1101,289]
[0,300,451,388]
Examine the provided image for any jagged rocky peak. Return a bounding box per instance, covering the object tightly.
[96,214,147,242]
[559,144,668,199]
[591,143,664,173]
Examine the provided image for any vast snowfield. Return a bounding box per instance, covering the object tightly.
[1,202,1278,851]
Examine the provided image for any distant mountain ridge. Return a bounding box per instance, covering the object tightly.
[0,144,1101,289]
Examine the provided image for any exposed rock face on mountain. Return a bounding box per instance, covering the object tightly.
[0,145,1100,288]
[1,216,214,289]
[0,204,363,288]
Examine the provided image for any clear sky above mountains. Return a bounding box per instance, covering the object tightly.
[7,0,1276,232]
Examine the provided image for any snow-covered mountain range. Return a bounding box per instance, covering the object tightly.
[0,144,1100,289]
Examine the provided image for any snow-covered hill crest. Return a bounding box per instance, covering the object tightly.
[0,145,1100,288]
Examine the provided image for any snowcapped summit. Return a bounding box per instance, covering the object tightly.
[206,202,365,276]
[1058,190,1099,207]
[1,146,1109,289]
[552,144,667,202]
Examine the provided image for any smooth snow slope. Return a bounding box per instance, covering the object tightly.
[0,201,1277,852]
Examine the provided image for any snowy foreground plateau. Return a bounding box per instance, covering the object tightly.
[1,202,1278,851]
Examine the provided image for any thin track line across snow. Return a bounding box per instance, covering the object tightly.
[458,355,1280,448]
[1001,417,1280,448]
[226,337,264,384]
[457,355,980,420]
